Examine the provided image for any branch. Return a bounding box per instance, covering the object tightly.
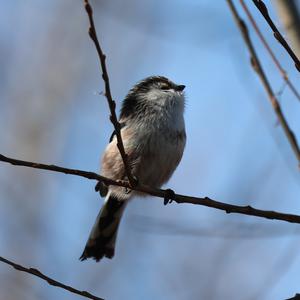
[240,0,300,103]
[274,0,300,59]
[226,0,300,167]
[252,0,300,72]
[2,153,300,224]
[83,0,136,187]
[287,294,300,300]
[0,256,104,300]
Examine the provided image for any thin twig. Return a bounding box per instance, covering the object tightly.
[83,0,136,187]
[0,256,104,300]
[252,0,300,72]
[226,0,300,167]
[240,0,300,102]
[1,153,300,224]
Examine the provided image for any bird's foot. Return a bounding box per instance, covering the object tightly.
[164,188,175,205]
[95,181,108,197]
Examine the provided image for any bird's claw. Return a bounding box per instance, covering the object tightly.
[164,189,175,205]
[95,181,101,192]
[95,181,108,197]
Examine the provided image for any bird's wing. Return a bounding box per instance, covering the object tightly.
[109,122,126,143]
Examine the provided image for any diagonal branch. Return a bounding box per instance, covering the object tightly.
[83,0,136,187]
[226,0,300,167]
[252,0,300,72]
[240,0,300,103]
[287,294,300,300]
[1,153,300,224]
[274,0,300,59]
[0,256,104,300]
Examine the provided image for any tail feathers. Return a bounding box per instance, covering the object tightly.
[80,195,126,262]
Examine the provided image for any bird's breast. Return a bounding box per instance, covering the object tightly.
[134,122,186,188]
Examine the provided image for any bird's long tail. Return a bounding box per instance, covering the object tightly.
[80,193,127,261]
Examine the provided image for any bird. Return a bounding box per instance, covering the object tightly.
[80,75,186,261]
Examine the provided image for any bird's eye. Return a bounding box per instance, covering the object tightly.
[160,85,170,90]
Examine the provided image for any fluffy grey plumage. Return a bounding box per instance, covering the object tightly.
[80,76,186,261]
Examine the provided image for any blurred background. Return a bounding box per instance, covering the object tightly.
[1,0,300,299]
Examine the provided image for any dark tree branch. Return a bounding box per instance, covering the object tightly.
[286,294,300,300]
[2,153,300,224]
[83,0,136,187]
[226,0,300,167]
[274,0,300,59]
[240,0,300,103]
[252,0,300,72]
[0,256,104,300]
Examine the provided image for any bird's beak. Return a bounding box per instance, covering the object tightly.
[176,85,185,92]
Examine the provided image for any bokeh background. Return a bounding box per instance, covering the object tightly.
[1,1,300,299]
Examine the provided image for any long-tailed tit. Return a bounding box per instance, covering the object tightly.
[80,76,186,261]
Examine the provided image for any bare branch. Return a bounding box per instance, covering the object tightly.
[83,0,136,187]
[240,0,300,103]
[252,0,300,72]
[0,256,104,300]
[274,0,300,59]
[1,153,300,224]
[226,0,300,167]
[286,294,300,300]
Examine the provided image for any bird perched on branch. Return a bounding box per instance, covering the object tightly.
[80,76,186,261]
